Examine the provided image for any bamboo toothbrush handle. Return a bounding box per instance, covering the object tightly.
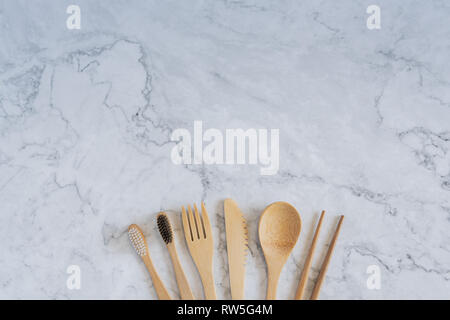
[199,268,217,300]
[310,215,344,300]
[168,244,195,300]
[143,255,172,300]
[295,210,325,300]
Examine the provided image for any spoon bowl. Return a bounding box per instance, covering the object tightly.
[259,201,301,299]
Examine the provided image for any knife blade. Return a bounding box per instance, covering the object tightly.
[224,198,248,300]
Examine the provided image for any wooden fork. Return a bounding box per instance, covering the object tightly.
[181,202,217,300]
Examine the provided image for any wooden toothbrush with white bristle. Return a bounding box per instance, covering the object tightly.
[157,212,195,300]
[128,224,172,300]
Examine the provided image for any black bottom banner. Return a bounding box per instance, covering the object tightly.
[2,300,446,318]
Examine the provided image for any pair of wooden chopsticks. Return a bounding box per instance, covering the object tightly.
[294,211,344,300]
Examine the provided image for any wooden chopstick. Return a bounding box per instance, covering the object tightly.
[310,215,344,300]
[294,210,325,300]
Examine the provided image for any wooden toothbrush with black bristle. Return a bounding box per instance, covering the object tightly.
[157,212,195,300]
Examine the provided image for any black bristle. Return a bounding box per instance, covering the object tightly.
[157,213,173,244]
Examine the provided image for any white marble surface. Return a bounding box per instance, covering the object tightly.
[1,0,449,299]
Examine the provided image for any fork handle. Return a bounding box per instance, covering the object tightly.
[200,268,217,300]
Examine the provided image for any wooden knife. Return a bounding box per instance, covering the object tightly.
[224,198,248,300]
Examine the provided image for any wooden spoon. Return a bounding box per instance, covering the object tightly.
[259,202,301,300]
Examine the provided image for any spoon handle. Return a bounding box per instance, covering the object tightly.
[266,271,281,300]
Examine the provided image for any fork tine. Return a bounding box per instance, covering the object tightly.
[188,205,199,239]
[201,202,212,239]
[181,206,193,242]
[194,203,206,239]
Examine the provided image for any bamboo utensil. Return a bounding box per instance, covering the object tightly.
[157,212,195,300]
[259,202,302,300]
[294,210,325,300]
[310,215,344,300]
[128,224,172,300]
[181,202,217,300]
[224,198,248,300]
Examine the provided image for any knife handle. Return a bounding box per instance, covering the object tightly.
[199,267,217,300]
[228,249,245,300]
[230,277,244,300]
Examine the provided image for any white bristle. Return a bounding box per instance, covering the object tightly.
[128,226,147,257]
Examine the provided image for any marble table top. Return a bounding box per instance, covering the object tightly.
[0,0,449,299]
